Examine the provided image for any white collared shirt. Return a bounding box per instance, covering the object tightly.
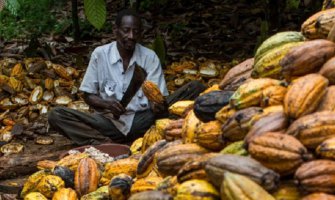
[79,41,168,135]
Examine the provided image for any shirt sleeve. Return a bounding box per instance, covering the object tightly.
[79,50,99,94]
[145,53,169,96]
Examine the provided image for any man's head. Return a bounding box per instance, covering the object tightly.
[115,9,142,54]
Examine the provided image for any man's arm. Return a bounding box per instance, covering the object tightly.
[83,92,125,116]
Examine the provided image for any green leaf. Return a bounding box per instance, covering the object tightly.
[151,34,166,66]
[286,0,300,10]
[5,0,20,15]
[84,0,106,30]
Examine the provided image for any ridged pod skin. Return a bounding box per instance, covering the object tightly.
[316,137,335,159]
[156,143,209,176]
[219,58,254,91]
[280,39,335,80]
[220,141,248,156]
[248,105,284,127]
[108,173,133,200]
[156,176,179,196]
[286,111,335,149]
[205,154,280,191]
[36,175,65,198]
[195,121,224,151]
[142,80,165,104]
[248,132,313,175]
[177,153,219,183]
[102,157,139,182]
[137,140,167,178]
[302,193,335,200]
[230,78,286,110]
[20,170,52,198]
[252,42,304,79]
[24,192,48,200]
[254,31,305,63]
[52,188,78,200]
[318,86,335,111]
[181,110,201,143]
[320,56,335,84]
[57,153,89,171]
[221,172,275,200]
[74,158,100,197]
[129,191,173,200]
[271,181,301,200]
[301,8,335,39]
[244,109,288,146]
[130,137,143,155]
[295,160,335,194]
[284,74,328,120]
[215,105,236,124]
[155,118,172,136]
[175,179,220,200]
[37,160,57,170]
[141,126,163,153]
[80,185,109,200]
[130,176,163,194]
[221,107,263,142]
[168,100,194,116]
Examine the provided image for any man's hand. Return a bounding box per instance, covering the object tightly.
[164,119,184,141]
[105,98,126,116]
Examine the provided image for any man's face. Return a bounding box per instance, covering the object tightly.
[115,15,142,53]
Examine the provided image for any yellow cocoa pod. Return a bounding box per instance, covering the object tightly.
[142,126,163,153]
[222,172,275,200]
[181,110,201,143]
[142,80,165,104]
[130,137,143,155]
[52,188,78,200]
[36,175,65,198]
[175,179,219,200]
[168,100,194,116]
[24,192,48,200]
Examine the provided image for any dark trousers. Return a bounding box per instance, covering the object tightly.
[48,81,206,145]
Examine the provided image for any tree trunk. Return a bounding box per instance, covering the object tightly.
[71,0,80,42]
